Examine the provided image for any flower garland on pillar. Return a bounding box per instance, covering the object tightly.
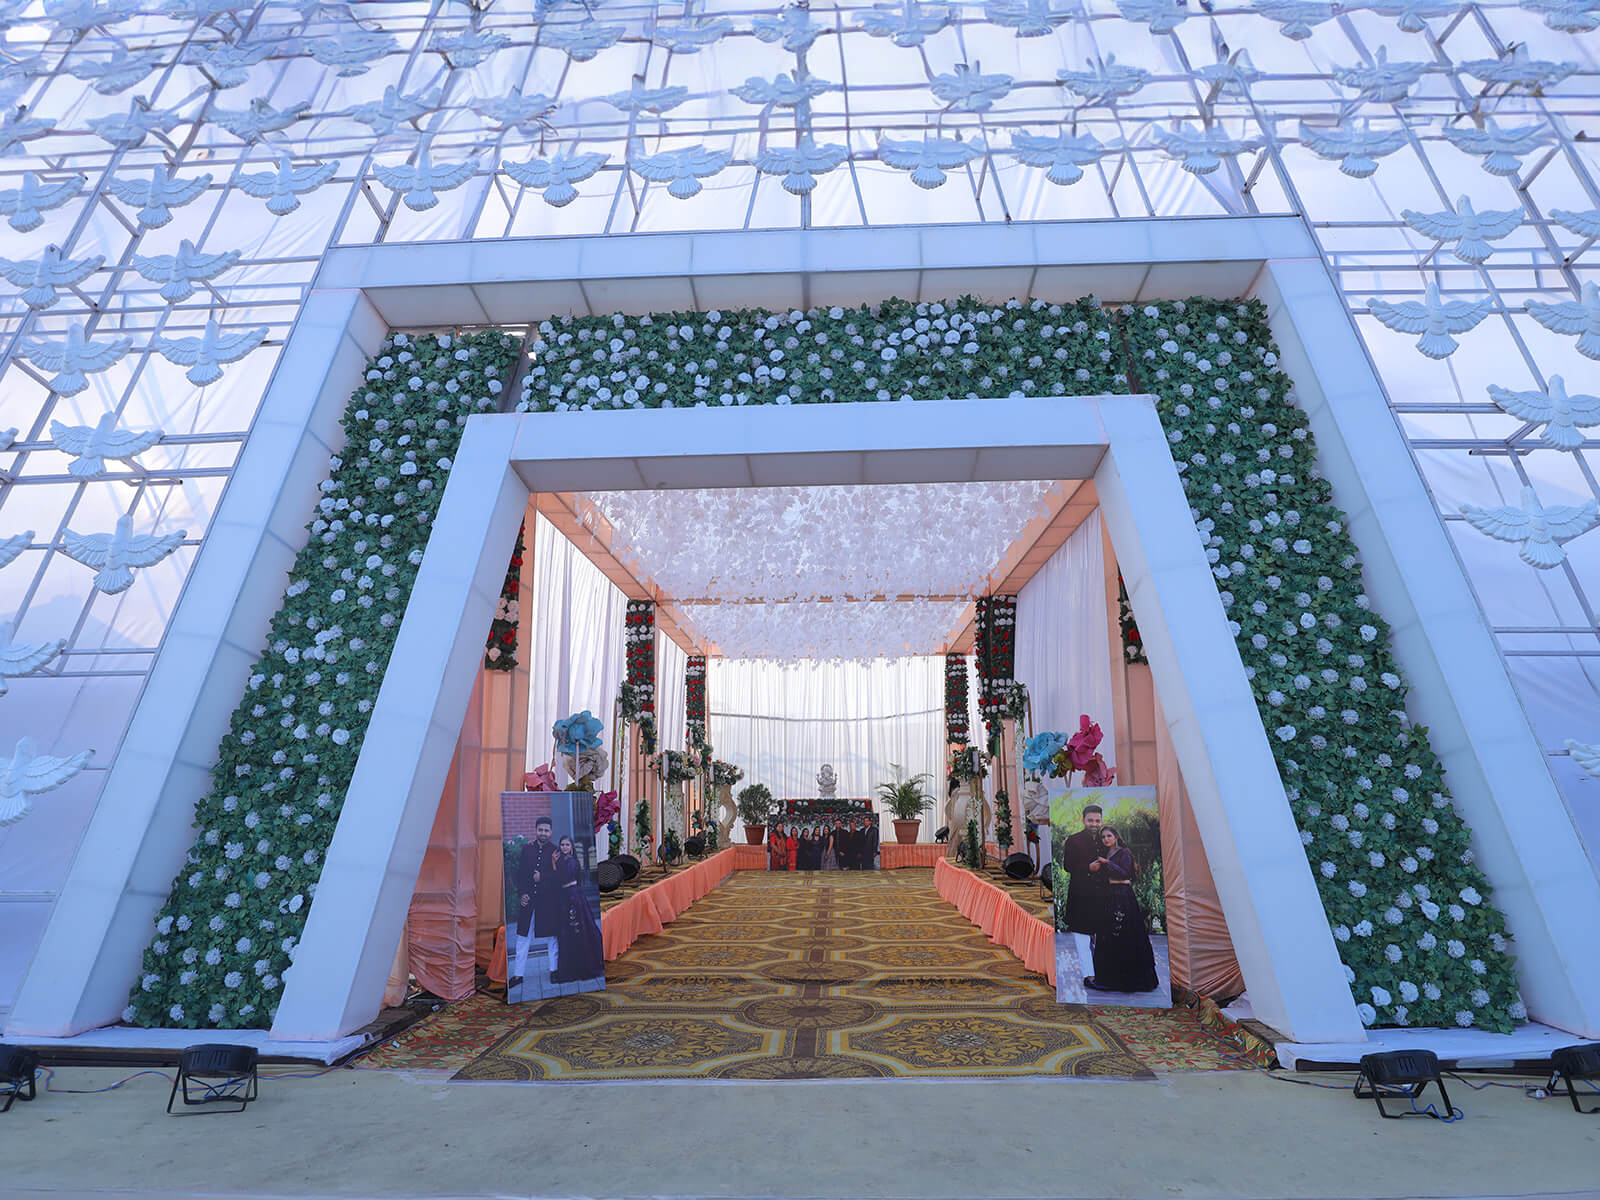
[685,655,707,748]
[975,594,1017,753]
[1118,573,1146,665]
[620,600,657,755]
[944,653,970,746]
[483,521,525,671]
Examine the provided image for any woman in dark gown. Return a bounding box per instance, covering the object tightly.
[1086,826,1160,993]
[550,836,605,983]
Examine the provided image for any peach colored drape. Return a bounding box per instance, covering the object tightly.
[732,843,768,870]
[934,857,1056,985]
[1154,690,1245,999]
[880,843,949,869]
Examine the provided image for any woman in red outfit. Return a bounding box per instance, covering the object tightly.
[785,824,800,871]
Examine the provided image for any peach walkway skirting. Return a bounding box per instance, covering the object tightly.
[933,856,1057,986]
[732,843,768,870]
[880,842,949,869]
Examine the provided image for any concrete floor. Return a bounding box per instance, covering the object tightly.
[4,1066,1598,1199]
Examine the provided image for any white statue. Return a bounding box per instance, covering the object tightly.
[816,763,837,798]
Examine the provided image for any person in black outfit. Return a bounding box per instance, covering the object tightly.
[511,816,561,993]
[864,815,880,869]
[1086,826,1160,993]
[1057,804,1107,935]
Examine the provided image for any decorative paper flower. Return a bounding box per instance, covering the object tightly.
[1082,757,1118,787]
[1065,714,1105,768]
[523,764,558,792]
[1023,731,1066,775]
[593,790,620,830]
[552,710,603,754]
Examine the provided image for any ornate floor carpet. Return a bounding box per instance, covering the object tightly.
[358,872,1261,1081]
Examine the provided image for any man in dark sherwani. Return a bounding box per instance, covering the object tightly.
[511,815,561,990]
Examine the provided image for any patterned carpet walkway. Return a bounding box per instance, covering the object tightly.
[359,871,1259,1081]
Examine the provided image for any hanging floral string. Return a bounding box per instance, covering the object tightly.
[944,653,970,744]
[483,521,525,671]
[685,654,707,747]
[621,600,657,754]
[974,594,1017,746]
[994,788,1013,853]
[1118,573,1147,665]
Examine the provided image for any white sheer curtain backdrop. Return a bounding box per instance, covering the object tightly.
[525,514,628,781]
[709,657,945,839]
[657,632,688,756]
[1015,509,1116,764]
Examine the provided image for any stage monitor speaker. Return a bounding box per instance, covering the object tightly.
[597,859,625,893]
[683,835,706,858]
[615,854,640,881]
[167,1044,259,1116]
[1002,852,1035,880]
[0,1045,39,1114]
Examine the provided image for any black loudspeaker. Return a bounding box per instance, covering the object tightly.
[934,826,950,844]
[615,854,640,881]
[1353,1049,1456,1120]
[1002,852,1035,880]
[167,1044,259,1115]
[683,835,706,858]
[1548,1043,1600,1114]
[0,1045,39,1114]
[597,859,625,893]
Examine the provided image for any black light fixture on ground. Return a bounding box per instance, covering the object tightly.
[933,826,950,844]
[0,1045,39,1113]
[683,835,706,858]
[1353,1049,1457,1120]
[1548,1043,1600,1113]
[597,858,625,893]
[166,1044,259,1116]
[615,853,640,880]
[1002,851,1035,880]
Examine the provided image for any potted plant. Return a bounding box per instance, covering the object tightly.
[876,764,934,844]
[736,783,775,845]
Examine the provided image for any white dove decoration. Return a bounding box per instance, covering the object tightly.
[474,87,557,134]
[604,81,688,115]
[1517,0,1600,31]
[0,737,93,827]
[503,148,607,207]
[430,26,510,68]
[131,239,240,304]
[1009,130,1110,185]
[0,172,84,232]
[858,0,952,47]
[1567,740,1600,777]
[1152,123,1258,175]
[733,73,834,110]
[0,428,13,452]
[1254,0,1336,39]
[1298,119,1408,178]
[373,138,479,213]
[1117,0,1187,33]
[307,27,395,76]
[1460,44,1577,93]
[653,17,733,53]
[237,154,338,215]
[1334,47,1430,103]
[0,106,52,155]
[50,411,163,477]
[1368,283,1492,357]
[1527,281,1600,360]
[212,97,310,143]
[1196,52,1263,96]
[630,145,731,200]
[1360,0,1459,32]
[878,134,981,189]
[184,41,272,89]
[931,63,1013,113]
[19,322,132,394]
[66,51,161,95]
[1442,119,1550,177]
[63,513,186,594]
[1400,196,1522,263]
[1487,376,1600,450]
[752,7,826,51]
[1058,56,1151,105]
[0,531,31,569]
[88,96,180,149]
[986,0,1071,36]
[0,245,102,310]
[153,319,268,385]
[1460,485,1598,568]
[45,0,130,34]
[345,85,436,137]
[107,165,210,229]
[754,137,848,195]
[539,21,625,62]
[0,622,65,695]
[1550,208,1600,239]
[0,54,48,85]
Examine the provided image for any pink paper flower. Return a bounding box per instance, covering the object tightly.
[593,790,620,830]
[1065,714,1104,768]
[1081,756,1117,787]
[523,763,558,792]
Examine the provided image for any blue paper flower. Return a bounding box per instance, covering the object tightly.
[553,710,603,754]
[1023,731,1066,776]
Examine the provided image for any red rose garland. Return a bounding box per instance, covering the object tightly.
[483,521,525,672]
[944,653,970,745]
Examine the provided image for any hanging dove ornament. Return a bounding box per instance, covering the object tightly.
[62,513,186,594]
[1459,44,1577,93]
[930,63,1013,113]
[1487,376,1600,450]
[430,26,510,68]
[473,86,558,134]
[858,0,952,47]
[1254,0,1336,39]
[1009,130,1110,185]
[153,319,268,385]
[1116,0,1187,34]
[985,0,1072,37]
[878,134,981,189]
[0,105,52,155]
[652,16,732,53]
[752,7,826,51]
[1367,282,1491,358]
[107,165,210,229]
[629,144,731,200]
[0,622,65,695]
[1526,280,1600,360]
[1550,208,1600,239]
[1334,47,1430,102]
[604,80,688,115]
[212,97,310,143]
[1298,118,1408,178]
[1058,56,1151,105]
[307,26,396,76]
[1359,0,1459,31]
[88,95,179,149]
[1459,484,1598,568]
[1517,0,1600,32]
[1152,122,1258,175]
[1400,195,1522,263]
[131,239,241,303]
[373,136,479,212]
[19,322,133,394]
[733,73,834,111]
[0,172,84,232]
[1196,52,1262,96]
[1442,118,1551,177]
[539,20,625,63]
[50,411,163,477]
[184,40,272,89]
[1567,740,1600,776]
[503,148,607,207]
[0,245,102,310]
[66,50,161,95]
[345,85,437,137]
[0,531,32,569]
[237,153,338,215]
[755,137,848,195]
[0,736,94,827]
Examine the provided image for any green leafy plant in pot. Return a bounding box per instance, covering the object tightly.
[876,763,934,844]
[736,783,776,845]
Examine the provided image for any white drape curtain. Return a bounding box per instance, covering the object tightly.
[709,657,945,839]
[1015,510,1116,763]
[526,514,628,779]
[657,631,688,756]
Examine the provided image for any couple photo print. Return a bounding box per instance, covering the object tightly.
[501,791,605,1004]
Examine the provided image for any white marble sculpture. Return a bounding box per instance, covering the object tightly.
[1460,484,1598,568]
[816,763,838,798]
[62,513,186,593]
[19,322,132,395]
[0,620,65,694]
[0,245,102,309]
[1487,376,1600,450]
[131,238,241,303]
[754,137,848,195]
[504,149,607,207]
[107,165,209,229]
[50,411,163,477]
[1367,282,1491,358]
[878,134,981,189]
[1401,196,1522,264]
[0,736,93,826]
[153,319,268,385]
[1,172,85,232]
[1526,280,1600,360]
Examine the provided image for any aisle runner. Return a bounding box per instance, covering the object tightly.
[359,873,1257,1080]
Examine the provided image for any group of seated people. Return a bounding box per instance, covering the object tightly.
[768,816,880,870]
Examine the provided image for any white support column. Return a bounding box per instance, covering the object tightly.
[271,418,526,1041]
[1095,395,1368,1045]
[6,290,389,1038]
[1257,260,1600,1039]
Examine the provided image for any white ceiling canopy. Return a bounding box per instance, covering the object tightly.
[577,480,1063,659]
